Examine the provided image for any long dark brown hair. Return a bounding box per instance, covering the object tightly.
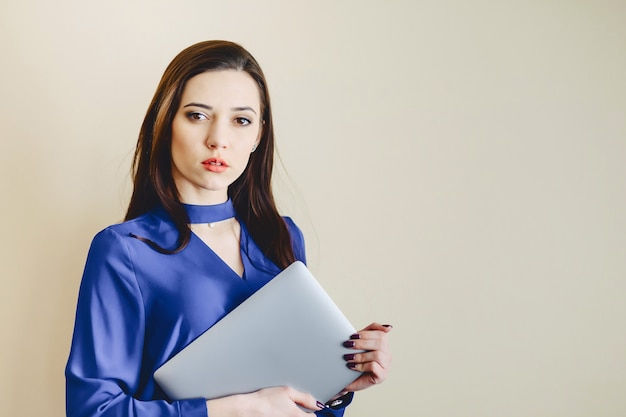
[125,40,295,269]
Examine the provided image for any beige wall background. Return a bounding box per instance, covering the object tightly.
[1,0,625,416]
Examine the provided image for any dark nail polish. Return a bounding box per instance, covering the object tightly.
[343,340,355,348]
[316,401,328,409]
[347,362,358,369]
[343,353,356,361]
[383,324,393,328]
[350,333,361,339]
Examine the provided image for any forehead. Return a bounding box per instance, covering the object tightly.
[181,70,261,110]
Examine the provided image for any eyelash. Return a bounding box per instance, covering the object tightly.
[186,112,207,121]
[235,117,252,126]
[185,112,252,126]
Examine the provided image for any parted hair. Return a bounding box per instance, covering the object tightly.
[125,40,295,268]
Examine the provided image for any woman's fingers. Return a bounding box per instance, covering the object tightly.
[346,356,387,376]
[341,322,393,392]
[344,350,390,381]
[343,335,388,351]
[283,386,327,412]
[343,324,392,352]
[246,386,326,415]
[343,349,389,367]
[208,386,324,416]
[359,322,394,333]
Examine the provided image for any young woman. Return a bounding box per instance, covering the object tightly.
[66,40,392,417]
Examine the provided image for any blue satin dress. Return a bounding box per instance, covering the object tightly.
[65,200,352,416]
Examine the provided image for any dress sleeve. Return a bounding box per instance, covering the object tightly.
[283,217,307,264]
[65,228,207,417]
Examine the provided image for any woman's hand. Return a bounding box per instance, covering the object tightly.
[342,322,393,392]
[206,386,326,416]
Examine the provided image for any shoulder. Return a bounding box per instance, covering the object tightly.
[282,216,302,235]
[106,210,167,237]
[85,215,154,268]
[90,209,177,253]
[82,211,176,286]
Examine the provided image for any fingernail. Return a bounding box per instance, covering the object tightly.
[347,362,358,369]
[343,340,356,348]
[316,401,329,409]
[343,353,356,361]
[383,324,393,328]
[350,333,361,340]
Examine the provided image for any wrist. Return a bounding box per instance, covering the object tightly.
[206,394,246,417]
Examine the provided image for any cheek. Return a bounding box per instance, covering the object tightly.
[170,124,196,159]
[170,119,196,155]
[233,150,253,169]
[170,138,183,165]
[232,131,260,160]
[170,136,194,173]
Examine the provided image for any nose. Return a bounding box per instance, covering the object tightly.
[205,119,228,149]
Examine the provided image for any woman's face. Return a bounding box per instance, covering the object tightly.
[170,70,262,205]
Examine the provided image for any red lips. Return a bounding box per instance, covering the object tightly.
[202,158,229,173]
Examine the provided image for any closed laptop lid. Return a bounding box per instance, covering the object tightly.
[153,261,361,403]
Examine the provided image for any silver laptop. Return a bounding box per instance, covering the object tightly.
[153,261,361,403]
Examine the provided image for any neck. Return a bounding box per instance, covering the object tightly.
[176,184,229,206]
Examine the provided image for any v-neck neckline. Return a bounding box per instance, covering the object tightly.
[181,199,246,279]
[190,231,249,280]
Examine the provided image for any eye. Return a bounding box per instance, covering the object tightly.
[235,117,252,126]
[186,111,208,121]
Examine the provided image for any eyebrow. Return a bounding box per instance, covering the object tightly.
[183,102,257,115]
